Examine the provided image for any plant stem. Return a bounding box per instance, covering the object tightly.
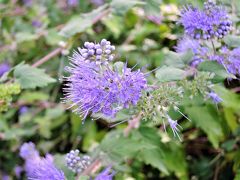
[211,39,216,54]
[124,112,142,136]
[32,47,63,68]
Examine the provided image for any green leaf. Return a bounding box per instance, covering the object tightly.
[102,15,124,38]
[19,91,49,103]
[14,63,56,89]
[198,61,235,82]
[156,65,185,82]
[59,4,108,37]
[185,105,224,148]
[164,51,185,68]
[143,0,162,16]
[223,108,238,132]
[15,32,38,43]
[45,29,64,46]
[213,85,240,111]
[111,0,144,15]
[100,130,154,163]
[223,35,240,48]
[140,148,169,175]
[136,127,188,179]
[3,127,36,140]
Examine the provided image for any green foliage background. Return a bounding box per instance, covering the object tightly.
[0,0,240,179]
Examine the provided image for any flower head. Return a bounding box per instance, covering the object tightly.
[176,37,208,67]
[65,150,91,173]
[27,157,65,180]
[64,40,147,120]
[95,166,115,180]
[19,106,29,115]
[180,1,231,39]
[208,91,222,104]
[167,116,182,140]
[20,142,65,180]
[67,0,79,7]
[0,62,10,77]
[20,142,39,160]
[210,47,240,75]
[90,0,104,6]
[74,39,115,65]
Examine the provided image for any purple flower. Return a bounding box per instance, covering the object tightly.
[176,37,208,67]
[90,0,104,6]
[63,40,147,120]
[210,47,240,75]
[208,91,222,104]
[27,157,65,180]
[67,0,79,7]
[14,165,23,179]
[20,142,65,180]
[167,116,182,140]
[2,174,10,180]
[23,0,32,7]
[19,106,29,115]
[0,62,10,77]
[20,142,39,160]
[95,166,115,180]
[228,47,240,75]
[32,20,42,28]
[176,37,200,53]
[147,15,162,25]
[180,1,231,39]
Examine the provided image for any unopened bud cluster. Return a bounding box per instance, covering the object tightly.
[77,39,115,65]
[65,150,91,173]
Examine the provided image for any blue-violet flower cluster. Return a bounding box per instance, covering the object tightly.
[180,0,231,39]
[64,39,147,120]
[95,166,115,180]
[20,142,65,180]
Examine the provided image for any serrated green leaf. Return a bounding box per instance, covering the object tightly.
[139,148,169,175]
[156,65,185,82]
[14,63,56,89]
[223,35,240,48]
[185,105,224,148]
[100,130,155,162]
[164,51,185,68]
[136,127,188,179]
[198,61,235,82]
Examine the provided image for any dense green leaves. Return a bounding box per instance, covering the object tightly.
[14,63,56,89]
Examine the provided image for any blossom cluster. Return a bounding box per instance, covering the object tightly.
[20,142,65,180]
[64,39,147,120]
[65,149,91,173]
[180,0,231,40]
